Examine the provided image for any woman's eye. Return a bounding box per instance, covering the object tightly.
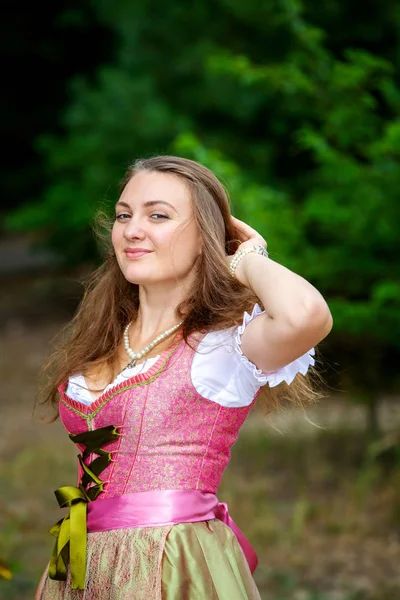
[115,212,168,221]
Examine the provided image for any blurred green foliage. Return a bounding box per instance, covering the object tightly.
[5,0,400,411]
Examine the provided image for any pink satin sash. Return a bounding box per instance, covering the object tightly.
[87,489,258,573]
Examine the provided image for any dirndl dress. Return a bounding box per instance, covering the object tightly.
[36,305,315,599]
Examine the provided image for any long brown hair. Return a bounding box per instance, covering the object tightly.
[36,155,324,421]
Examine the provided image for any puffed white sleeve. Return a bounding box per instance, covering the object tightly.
[235,303,316,387]
[191,303,315,408]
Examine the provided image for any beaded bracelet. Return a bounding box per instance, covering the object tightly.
[229,244,269,278]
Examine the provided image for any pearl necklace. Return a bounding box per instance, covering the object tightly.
[123,320,184,367]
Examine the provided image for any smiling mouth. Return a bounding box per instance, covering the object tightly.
[125,250,152,258]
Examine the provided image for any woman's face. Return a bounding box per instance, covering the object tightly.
[112,170,202,286]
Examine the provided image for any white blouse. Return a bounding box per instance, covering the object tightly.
[67,304,315,408]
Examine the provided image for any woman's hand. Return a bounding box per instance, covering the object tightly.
[227,216,267,285]
[231,216,267,252]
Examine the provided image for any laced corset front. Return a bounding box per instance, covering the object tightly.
[58,334,259,497]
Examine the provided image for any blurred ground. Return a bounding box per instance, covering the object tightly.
[1,293,400,599]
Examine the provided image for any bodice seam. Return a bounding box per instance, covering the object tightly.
[121,385,149,495]
[196,404,222,489]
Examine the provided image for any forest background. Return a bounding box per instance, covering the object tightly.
[1,1,399,599]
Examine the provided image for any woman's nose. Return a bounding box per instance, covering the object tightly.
[123,218,146,240]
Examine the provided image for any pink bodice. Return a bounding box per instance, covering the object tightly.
[58,334,259,497]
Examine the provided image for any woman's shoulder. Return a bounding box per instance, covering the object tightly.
[195,303,264,350]
[190,304,265,408]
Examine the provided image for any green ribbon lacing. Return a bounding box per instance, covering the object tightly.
[48,425,120,590]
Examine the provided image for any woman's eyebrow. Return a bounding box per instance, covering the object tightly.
[115,200,178,214]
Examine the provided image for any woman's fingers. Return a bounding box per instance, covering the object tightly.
[231,216,266,244]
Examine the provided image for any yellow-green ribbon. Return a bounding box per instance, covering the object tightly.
[48,425,120,590]
[48,485,89,589]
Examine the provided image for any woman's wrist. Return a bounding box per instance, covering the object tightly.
[229,244,268,279]
[230,248,270,288]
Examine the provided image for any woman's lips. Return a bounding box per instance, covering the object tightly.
[125,250,152,259]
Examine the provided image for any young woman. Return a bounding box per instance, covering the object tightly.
[35,155,332,599]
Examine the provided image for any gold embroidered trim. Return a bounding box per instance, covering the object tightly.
[60,342,181,422]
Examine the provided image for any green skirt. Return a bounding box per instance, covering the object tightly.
[36,520,261,599]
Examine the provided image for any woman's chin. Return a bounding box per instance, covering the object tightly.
[123,269,161,285]
[125,274,153,285]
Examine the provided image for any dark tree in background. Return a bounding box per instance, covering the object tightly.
[1,2,114,212]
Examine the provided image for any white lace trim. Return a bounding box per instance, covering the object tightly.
[234,303,316,387]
